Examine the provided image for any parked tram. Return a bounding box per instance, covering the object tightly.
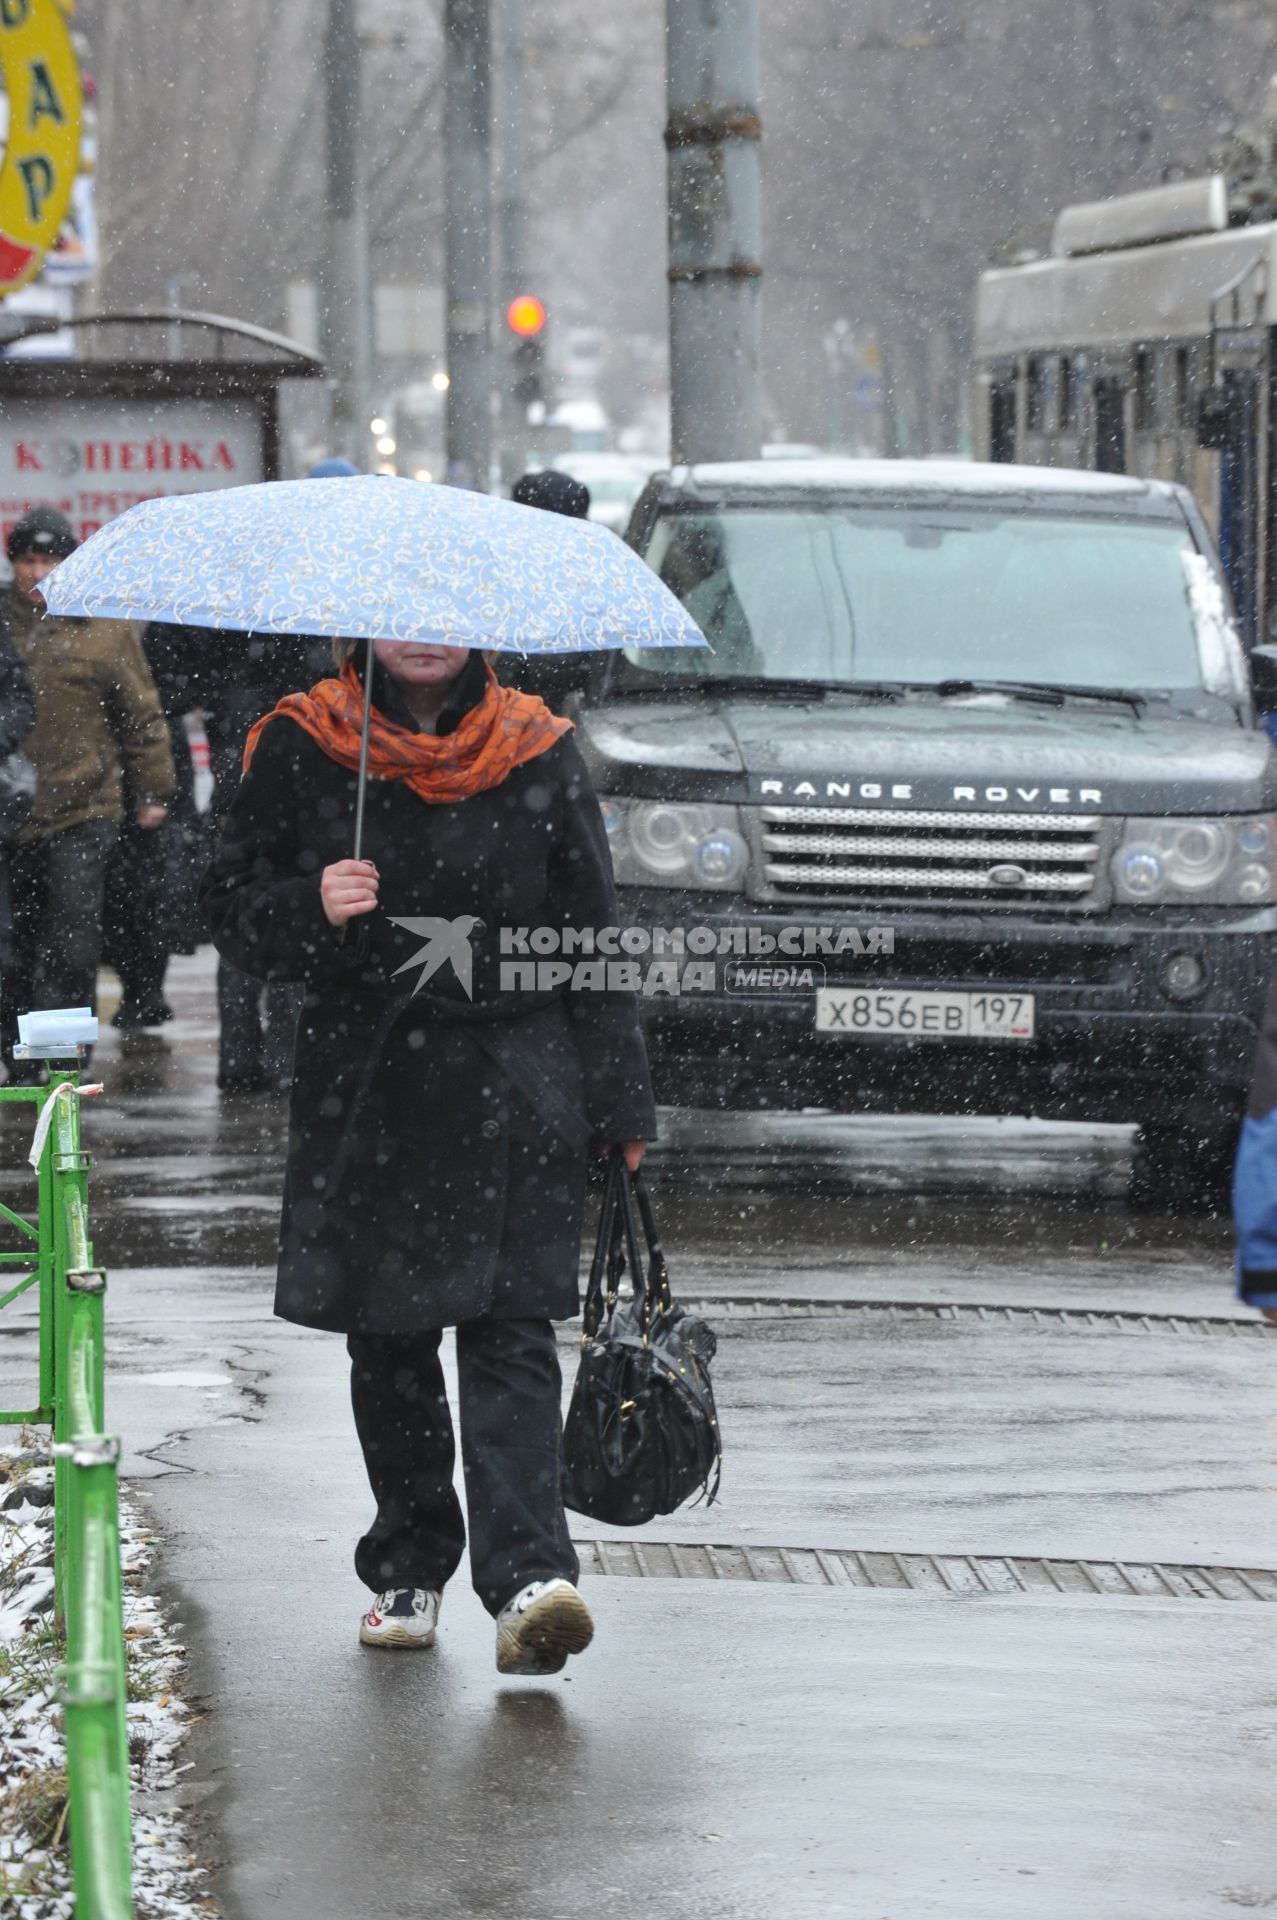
[974,176,1277,646]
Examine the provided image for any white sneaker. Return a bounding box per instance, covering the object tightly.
[495,1578,594,1676]
[358,1587,441,1649]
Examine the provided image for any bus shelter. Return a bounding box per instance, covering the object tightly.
[0,309,324,551]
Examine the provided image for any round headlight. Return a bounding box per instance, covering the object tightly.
[1238,862,1275,902]
[693,829,748,888]
[1237,819,1273,859]
[1117,847,1165,900]
[629,804,693,874]
[1164,822,1229,890]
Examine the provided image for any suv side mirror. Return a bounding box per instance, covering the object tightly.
[1249,644,1277,709]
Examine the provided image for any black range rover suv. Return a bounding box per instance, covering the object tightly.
[553,458,1277,1197]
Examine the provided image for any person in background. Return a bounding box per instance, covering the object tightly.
[0,615,36,975]
[197,456,361,1093]
[1231,974,1277,1327]
[308,456,362,480]
[103,622,207,1028]
[199,628,332,1091]
[511,468,590,521]
[504,471,594,712]
[1,507,175,1079]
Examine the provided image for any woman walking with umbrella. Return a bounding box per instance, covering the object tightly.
[199,632,655,1674]
[41,474,703,1674]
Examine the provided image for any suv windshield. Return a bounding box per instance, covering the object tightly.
[624,506,1223,694]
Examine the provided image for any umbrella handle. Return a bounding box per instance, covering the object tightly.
[339,634,375,949]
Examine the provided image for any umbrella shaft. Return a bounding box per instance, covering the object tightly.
[353,635,373,863]
[338,637,375,952]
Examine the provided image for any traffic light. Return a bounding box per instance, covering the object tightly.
[507,295,546,337]
[507,295,547,411]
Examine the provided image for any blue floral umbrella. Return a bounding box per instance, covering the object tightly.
[42,474,705,856]
[41,474,703,653]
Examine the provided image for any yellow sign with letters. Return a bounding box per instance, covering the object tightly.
[0,0,82,295]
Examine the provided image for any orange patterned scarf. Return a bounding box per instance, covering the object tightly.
[242,656,572,804]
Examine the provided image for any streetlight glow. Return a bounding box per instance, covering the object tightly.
[376,435,396,456]
[370,416,388,435]
[431,371,451,392]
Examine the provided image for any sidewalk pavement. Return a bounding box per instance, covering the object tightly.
[0,951,1274,1918]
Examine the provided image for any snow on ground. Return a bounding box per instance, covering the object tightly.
[0,1435,218,1919]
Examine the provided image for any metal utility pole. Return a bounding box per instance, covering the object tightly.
[322,0,373,467]
[665,0,762,465]
[444,0,493,491]
[495,0,529,488]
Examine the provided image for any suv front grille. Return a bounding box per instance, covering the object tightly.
[756,806,1104,908]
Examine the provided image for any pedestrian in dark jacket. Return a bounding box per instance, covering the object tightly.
[0,615,36,971]
[503,471,594,714]
[197,628,332,1091]
[200,637,656,1674]
[102,621,207,1028]
[197,450,364,1085]
[1232,972,1277,1325]
[2,509,175,1076]
[511,468,591,519]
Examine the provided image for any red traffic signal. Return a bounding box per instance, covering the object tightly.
[506,295,547,338]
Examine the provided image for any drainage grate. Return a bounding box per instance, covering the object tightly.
[678,1297,1272,1338]
[576,1538,1277,1602]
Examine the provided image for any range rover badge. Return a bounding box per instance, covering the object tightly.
[988,864,1028,887]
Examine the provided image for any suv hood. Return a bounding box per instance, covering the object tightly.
[579,692,1277,815]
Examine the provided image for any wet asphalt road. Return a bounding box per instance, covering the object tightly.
[2,951,1275,1919]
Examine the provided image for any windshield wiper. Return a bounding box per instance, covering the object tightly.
[927,678,1148,714]
[618,674,1157,712]
[618,676,903,701]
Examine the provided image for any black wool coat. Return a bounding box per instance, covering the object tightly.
[199,658,657,1335]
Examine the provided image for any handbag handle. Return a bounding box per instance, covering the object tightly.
[604,1164,629,1318]
[582,1153,619,1340]
[630,1166,674,1326]
[581,1153,652,1341]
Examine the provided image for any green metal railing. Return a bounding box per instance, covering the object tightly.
[0,1072,133,1919]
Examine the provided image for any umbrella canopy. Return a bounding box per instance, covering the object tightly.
[40,474,706,654]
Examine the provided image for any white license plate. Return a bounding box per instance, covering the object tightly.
[815,987,1036,1041]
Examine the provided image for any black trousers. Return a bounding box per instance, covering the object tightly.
[347,1317,579,1618]
[5,820,119,1060]
[103,816,169,1008]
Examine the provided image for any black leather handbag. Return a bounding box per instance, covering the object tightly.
[562,1155,721,1525]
